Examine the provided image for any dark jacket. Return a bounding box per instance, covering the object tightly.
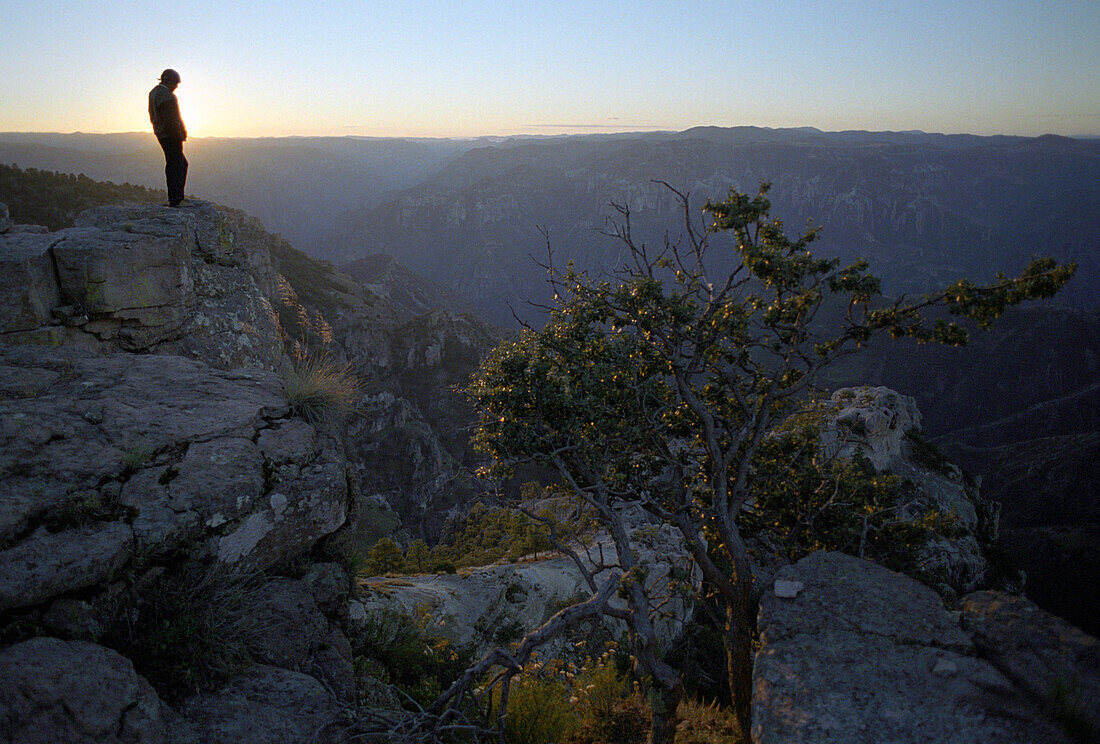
[148,84,187,142]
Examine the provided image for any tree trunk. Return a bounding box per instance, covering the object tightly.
[725,586,756,742]
[646,679,683,744]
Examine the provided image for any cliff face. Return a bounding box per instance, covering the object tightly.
[0,200,504,743]
[0,202,368,742]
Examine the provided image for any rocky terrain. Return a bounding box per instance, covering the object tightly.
[1,197,1095,744]
[753,552,1098,744]
[0,200,499,742]
[5,132,1096,621]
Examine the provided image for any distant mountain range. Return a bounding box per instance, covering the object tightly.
[326,127,1099,323]
[0,132,475,250]
[3,128,1097,321]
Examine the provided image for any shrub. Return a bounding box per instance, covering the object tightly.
[43,491,134,532]
[495,650,649,744]
[120,444,152,475]
[283,352,360,426]
[502,672,580,744]
[674,698,744,744]
[353,609,470,708]
[105,563,267,702]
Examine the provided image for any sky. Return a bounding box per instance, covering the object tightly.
[2,0,1098,139]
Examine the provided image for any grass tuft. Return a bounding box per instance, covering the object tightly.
[106,563,268,702]
[283,352,361,426]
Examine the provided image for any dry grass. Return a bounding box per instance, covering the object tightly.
[283,352,361,425]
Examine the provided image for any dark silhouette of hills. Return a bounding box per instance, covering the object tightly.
[0,163,163,228]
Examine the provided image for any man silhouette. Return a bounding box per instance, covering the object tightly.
[148,69,188,207]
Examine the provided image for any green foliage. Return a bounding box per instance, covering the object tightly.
[106,564,265,702]
[497,651,637,744]
[431,501,576,570]
[741,415,955,574]
[0,163,164,229]
[42,491,135,533]
[465,182,1074,740]
[363,537,404,576]
[352,609,471,708]
[120,444,153,475]
[283,351,361,426]
[404,539,432,573]
[501,672,581,744]
[495,650,743,744]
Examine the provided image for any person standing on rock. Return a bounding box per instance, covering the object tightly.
[148,69,188,207]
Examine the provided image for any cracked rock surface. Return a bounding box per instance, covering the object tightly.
[0,637,171,744]
[752,551,1076,744]
[0,344,347,612]
[0,201,282,369]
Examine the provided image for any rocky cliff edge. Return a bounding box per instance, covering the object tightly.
[0,203,369,743]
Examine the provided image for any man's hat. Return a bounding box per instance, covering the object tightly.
[159,69,181,84]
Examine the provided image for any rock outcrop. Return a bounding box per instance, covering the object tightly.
[0,202,363,744]
[354,506,694,657]
[752,551,1095,744]
[0,201,282,370]
[819,386,997,593]
[0,344,347,601]
[0,638,173,744]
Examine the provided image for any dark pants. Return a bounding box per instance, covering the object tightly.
[157,137,188,205]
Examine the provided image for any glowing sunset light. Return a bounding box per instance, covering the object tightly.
[1,0,1098,138]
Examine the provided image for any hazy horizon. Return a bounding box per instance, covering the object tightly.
[3,124,1098,142]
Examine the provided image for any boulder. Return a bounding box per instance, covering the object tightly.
[820,386,922,471]
[0,231,61,333]
[818,387,992,592]
[961,590,1100,732]
[180,665,347,744]
[752,551,1073,744]
[0,637,170,744]
[0,523,133,612]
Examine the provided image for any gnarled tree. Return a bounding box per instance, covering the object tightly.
[465,182,1075,743]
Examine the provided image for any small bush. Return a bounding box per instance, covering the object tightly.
[502,672,580,744]
[120,445,152,475]
[493,650,646,744]
[42,492,130,532]
[106,563,267,702]
[283,352,360,426]
[353,609,470,708]
[674,698,744,744]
